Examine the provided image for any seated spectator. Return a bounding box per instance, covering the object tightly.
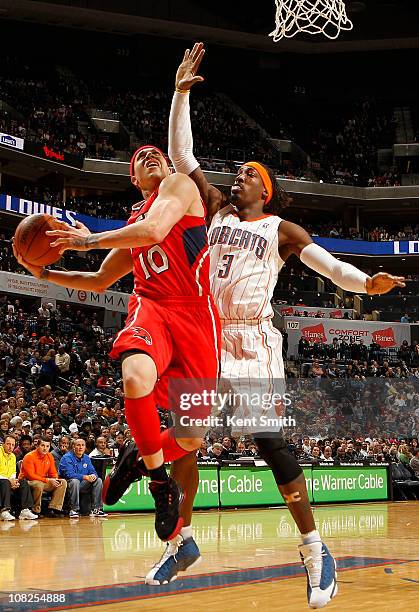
[51,436,70,471]
[222,436,235,454]
[111,431,125,455]
[335,447,346,463]
[19,436,67,518]
[0,435,37,521]
[310,446,321,462]
[345,442,360,462]
[89,436,111,458]
[69,378,82,395]
[59,438,107,518]
[243,442,259,457]
[236,441,247,456]
[14,435,32,461]
[58,403,73,432]
[322,446,334,461]
[0,418,10,442]
[197,440,210,460]
[409,448,419,479]
[55,345,70,376]
[398,443,412,465]
[208,442,228,461]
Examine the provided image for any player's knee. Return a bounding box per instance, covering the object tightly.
[124,374,155,398]
[176,437,202,451]
[122,355,157,398]
[254,435,302,486]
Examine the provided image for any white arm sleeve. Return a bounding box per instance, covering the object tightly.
[300,243,369,293]
[168,91,200,175]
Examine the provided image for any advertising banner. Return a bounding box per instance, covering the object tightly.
[313,236,419,256]
[220,465,389,507]
[2,190,417,256]
[103,464,390,512]
[283,316,411,357]
[0,132,24,150]
[103,465,219,512]
[0,192,124,232]
[309,466,388,503]
[0,270,129,313]
[24,140,84,169]
[219,466,313,506]
[275,305,355,318]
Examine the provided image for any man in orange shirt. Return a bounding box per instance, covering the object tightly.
[19,437,67,517]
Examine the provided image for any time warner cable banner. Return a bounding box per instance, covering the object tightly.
[0,192,124,232]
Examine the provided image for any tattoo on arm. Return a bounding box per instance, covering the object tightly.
[85,235,99,249]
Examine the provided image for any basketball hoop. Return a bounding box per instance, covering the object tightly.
[269,0,353,41]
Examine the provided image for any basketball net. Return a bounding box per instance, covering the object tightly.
[269,0,353,41]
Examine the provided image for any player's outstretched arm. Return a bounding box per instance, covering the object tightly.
[278,220,405,295]
[47,174,199,252]
[13,244,133,293]
[169,42,226,222]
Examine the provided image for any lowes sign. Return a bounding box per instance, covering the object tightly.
[0,192,124,232]
[0,132,24,151]
[314,237,419,256]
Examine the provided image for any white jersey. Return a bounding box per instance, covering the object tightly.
[209,205,284,320]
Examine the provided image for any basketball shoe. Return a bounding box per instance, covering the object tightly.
[299,541,337,609]
[149,477,184,541]
[102,440,146,505]
[145,534,201,585]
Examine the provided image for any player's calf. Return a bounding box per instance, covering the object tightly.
[254,435,338,609]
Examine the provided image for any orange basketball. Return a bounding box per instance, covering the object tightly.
[14,214,64,266]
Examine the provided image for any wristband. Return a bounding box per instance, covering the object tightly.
[175,87,190,94]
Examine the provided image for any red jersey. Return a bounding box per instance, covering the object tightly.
[128,191,211,300]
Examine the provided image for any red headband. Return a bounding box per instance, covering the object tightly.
[129,145,169,178]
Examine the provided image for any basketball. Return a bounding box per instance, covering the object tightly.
[14,213,64,266]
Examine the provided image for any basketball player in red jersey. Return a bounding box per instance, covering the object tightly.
[14,144,220,542]
[144,43,405,604]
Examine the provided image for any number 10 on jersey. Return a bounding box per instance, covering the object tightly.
[139,245,169,279]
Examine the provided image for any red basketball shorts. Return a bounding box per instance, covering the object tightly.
[109,294,221,415]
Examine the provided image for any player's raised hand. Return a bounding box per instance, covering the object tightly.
[366,272,405,295]
[47,220,91,255]
[12,241,44,278]
[176,42,205,91]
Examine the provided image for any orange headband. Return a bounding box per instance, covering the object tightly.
[245,161,273,204]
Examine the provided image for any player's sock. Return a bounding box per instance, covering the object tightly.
[301,529,321,545]
[149,464,169,483]
[125,393,161,457]
[180,525,193,540]
[161,428,190,461]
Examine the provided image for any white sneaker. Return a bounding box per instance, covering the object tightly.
[299,541,338,609]
[19,508,38,520]
[69,510,79,519]
[0,510,15,521]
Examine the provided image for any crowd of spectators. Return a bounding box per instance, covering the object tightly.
[196,433,418,471]
[1,286,418,520]
[0,55,406,188]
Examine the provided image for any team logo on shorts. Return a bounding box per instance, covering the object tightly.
[132,327,152,345]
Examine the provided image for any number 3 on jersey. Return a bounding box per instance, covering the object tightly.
[139,245,169,279]
[218,253,234,279]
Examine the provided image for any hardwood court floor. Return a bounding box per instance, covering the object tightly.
[0,502,417,612]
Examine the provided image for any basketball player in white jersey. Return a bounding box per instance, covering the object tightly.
[143,43,405,608]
